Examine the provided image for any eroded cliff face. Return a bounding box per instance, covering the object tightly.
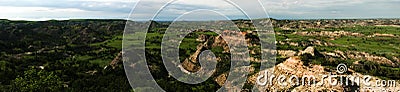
[250,47,400,91]
[249,56,346,91]
[181,34,230,72]
[271,19,400,30]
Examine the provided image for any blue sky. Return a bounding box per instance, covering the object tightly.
[0,0,399,21]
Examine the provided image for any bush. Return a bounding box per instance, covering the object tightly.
[11,67,63,92]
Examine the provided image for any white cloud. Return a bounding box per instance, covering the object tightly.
[0,6,87,15]
[0,0,399,20]
[0,6,127,20]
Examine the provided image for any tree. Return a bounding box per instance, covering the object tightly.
[11,67,63,92]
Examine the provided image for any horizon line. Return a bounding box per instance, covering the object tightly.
[1,17,400,22]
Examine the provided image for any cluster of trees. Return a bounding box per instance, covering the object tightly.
[0,20,132,91]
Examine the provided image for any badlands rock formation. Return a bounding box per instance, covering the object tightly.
[250,47,400,91]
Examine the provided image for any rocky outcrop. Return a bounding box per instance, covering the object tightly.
[211,36,230,53]
[294,31,364,38]
[346,51,396,66]
[297,46,324,58]
[368,33,396,37]
[182,41,207,72]
[215,73,228,86]
[323,50,397,67]
[269,19,400,30]
[109,51,122,69]
[250,56,400,91]
[196,34,208,42]
[249,56,345,91]
[277,39,336,47]
[278,50,297,58]
[182,35,230,72]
